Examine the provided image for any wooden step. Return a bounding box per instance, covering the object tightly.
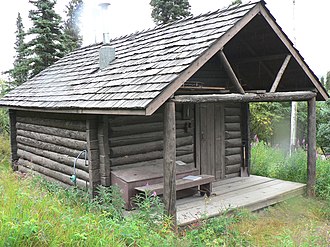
[135,174,215,196]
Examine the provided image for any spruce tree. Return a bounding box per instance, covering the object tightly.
[8,13,29,86]
[150,0,192,25]
[27,0,66,77]
[63,0,83,54]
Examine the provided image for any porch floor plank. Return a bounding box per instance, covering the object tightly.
[177,175,306,226]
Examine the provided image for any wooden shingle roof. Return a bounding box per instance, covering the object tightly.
[0,1,326,115]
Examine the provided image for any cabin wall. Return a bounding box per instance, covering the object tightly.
[108,104,195,170]
[224,103,242,178]
[15,111,89,190]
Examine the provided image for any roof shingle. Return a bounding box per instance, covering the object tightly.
[0,1,260,112]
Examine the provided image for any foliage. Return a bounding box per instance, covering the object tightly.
[26,0,66,78]
[251,141,330,202]
[182,209,251,246]
[150,0,192,25]
[316,71,330,154]
[62,0,83,54]
[230,0,242,6]
[233,196,330,246]
[320,71,330,92]
[6,13,29,86]
[0,134,329,246]
[6,0,84,89]
[0,80,9,134]
[250,102,290,142]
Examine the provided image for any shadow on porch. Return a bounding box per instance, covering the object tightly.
[176,175,306,226]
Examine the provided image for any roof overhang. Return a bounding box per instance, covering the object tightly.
[145,2,263,115]
[5,106,147,116]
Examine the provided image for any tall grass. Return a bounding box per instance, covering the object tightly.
[1,136,329,246]
[251,141,330,202]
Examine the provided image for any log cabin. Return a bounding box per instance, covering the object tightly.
[0,1,328,221]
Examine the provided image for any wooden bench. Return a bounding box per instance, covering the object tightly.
[111,163,202,209]
[135,174,215,197]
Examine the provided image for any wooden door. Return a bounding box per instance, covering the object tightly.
[196,103,225,180]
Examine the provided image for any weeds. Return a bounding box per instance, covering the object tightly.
[251,141,330,202]
[1,135,329,246]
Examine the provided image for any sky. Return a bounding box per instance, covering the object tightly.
[0,0,329,81]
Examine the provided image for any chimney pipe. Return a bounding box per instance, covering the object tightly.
[99,1,115,69]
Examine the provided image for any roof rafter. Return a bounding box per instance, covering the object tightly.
[218,50,245,94]
[270,54,291,92]
[258,6,328,100]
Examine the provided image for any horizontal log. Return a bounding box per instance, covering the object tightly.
[110,136,193,158]
[225,123,241,131]
[226,164,241,174]
[17,143,89,172]
[16,122,86,141]
[225,172,240,179]
[17,129,87,150]
[109,129,190,147]
[173,91,318,103]
[16,111,88,121]
[225,138,242,148]
[111,153,194,170]
[110,112,161,126]
[109,109,186,126]
[225,103,241,108]
[225,154,242,166]
[176,144,194,155]
[225,131,241,139]
[224,107,241,116]
[110,144,193,167]
[16,116,86,131]
[17,135,82,158]
[18,149,89,181]
[18,158,89,190]
[18,165,71,189]
[225,147,241,156]
[109,119,188,137]
[111,150,163,166]
[225,116,241,123]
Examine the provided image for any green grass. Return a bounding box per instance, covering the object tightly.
[251,141,330,202]
[1,136,329,246]
[233,196,330,246]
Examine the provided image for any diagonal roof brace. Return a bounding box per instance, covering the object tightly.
[218,50,245,94]
[270,54,292,92]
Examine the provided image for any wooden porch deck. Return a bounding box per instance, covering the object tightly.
[176,175,306,226]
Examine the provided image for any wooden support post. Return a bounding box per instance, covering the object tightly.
[270,55,292,92]
[98,115,111,186]
[307,97,316,197]
[9,110,18,171]
[241,103,251,176]
[87,118,101,196]
[163,101,177,226]
[218,50,245,94]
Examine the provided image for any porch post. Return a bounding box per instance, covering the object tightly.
[163,101,177,226]
[307,97,316,197]
[9,110,18,171]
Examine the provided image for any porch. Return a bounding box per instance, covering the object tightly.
[176,175,306,226]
